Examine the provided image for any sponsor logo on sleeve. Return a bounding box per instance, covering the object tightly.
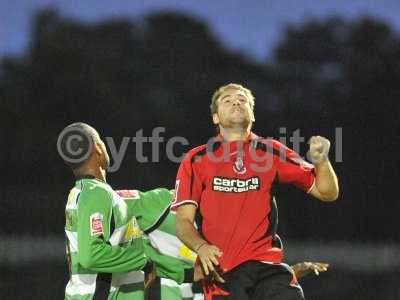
[116,189,140,199]
[90,213,104,236]
[124,217,142,241]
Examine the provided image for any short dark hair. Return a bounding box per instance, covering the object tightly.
[57,122,99,170]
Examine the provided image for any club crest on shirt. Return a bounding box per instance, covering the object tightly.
[233,156,246,174]
[90,213,104,236]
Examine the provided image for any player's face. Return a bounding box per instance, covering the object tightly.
[213,88,255,129]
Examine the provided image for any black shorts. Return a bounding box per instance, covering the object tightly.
[213,260,304,300]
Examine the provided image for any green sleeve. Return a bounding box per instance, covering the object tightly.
[143,239,193,284]
[140,188,172,202]
[120,187,193,283]
[77,186,148,273]
[124,188,172,231]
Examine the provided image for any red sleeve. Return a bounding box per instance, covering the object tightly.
[171,149,204,210]
[274,141,315,193]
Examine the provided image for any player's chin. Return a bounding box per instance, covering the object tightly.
[231,110,247,118]
[228,116,251,126]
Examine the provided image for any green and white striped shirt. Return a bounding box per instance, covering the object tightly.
[65,178,147,300]
[65,178,192,300]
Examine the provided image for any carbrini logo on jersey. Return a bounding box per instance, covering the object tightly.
[212,176,260,193]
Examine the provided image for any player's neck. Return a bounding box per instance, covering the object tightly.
[74,165,107,183]
[219,126,251,142]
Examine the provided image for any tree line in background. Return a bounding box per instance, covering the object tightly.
[1,9,399,241]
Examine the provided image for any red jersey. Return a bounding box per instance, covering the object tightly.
[171,132,315,271]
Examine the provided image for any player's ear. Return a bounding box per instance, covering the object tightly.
[250,109,255,122]
[94,142,102,155]
[212,113,220,125]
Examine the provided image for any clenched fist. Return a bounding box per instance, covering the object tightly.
[291,262,329,279]
[308,136,330,165]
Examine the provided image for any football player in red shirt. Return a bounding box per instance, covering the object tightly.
[172,83,339,300]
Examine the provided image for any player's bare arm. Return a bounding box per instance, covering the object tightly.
[308,136,339,202]
[175,204,224,282]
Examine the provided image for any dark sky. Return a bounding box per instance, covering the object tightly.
[2,0,400,62]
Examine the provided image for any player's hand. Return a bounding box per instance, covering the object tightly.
[308,136,330,165]
[196,243,223,279]
[193,257,225,283]
[208,265,225,283]
[291,262,329,279]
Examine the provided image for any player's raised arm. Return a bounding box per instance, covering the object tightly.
[307,136,339,202]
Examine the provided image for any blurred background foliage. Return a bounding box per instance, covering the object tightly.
[1,9,399,242]
[2,8,400,300]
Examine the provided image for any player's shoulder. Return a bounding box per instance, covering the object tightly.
[183,144,208,161]
[78,179,112,203]
[256,138,312,167]
[254,137,287,152]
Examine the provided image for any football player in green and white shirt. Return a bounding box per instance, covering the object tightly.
[59,123,203,300]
